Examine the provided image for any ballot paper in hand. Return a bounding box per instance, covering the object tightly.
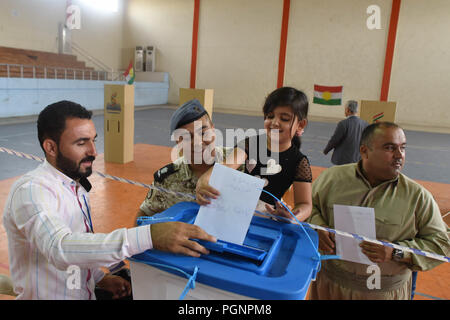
[194,163,265,245]
[333,205,376,265]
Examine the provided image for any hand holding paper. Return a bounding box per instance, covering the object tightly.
[333,204,377,265]
[359,240,394,264]
[194,163,265,245]
[195,168,219,205]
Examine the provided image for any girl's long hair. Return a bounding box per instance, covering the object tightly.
[262,87,309,149]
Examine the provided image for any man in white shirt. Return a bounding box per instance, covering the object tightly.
[2,100,216,300]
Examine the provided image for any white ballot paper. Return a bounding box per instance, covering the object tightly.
[194,163,265,245]
[333,204,376,265]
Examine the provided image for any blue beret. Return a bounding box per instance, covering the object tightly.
[170,99,208,134]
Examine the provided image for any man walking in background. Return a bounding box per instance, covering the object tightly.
[323,100,368,165]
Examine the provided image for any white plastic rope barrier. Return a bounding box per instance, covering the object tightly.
[1,146,449,263]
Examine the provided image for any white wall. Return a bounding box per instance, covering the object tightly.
[70,0,126,70]
[2,0,450,130]
[389,0,450,129]
[0,0,64,52]
[122,0,450,130]
[123,0,194,104]
[285,0,391,120]
[0,0,125,70]
[195,0,282,113]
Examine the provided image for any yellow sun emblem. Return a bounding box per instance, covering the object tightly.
[322,91,332,101]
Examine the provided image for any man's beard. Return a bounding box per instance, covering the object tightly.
[56,151,95,181]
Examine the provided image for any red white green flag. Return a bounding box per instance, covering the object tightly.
[313,84,343,105]
[372,112,385,122]
[123,61,135,85]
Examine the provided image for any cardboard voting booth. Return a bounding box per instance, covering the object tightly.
[130,202,320,300]
[360,100,397,124]
[104,84,135,164]
[179,88,214,119]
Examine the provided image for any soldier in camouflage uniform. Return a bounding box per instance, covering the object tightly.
[139,147,235,216]
[137,99,242,219]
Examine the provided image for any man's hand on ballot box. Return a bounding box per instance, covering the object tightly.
[151,222,217,257]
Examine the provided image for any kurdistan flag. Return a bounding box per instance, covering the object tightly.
[123,61,135,85]
[313,84,343,105]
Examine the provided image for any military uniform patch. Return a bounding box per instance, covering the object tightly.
[153,163,178,183]
[140,147,240,217]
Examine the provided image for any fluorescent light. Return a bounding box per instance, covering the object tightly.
[80,0,119,13]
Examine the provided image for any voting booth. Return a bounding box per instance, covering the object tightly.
[104,84,135,164]
[360,100,397,124]
[179,88,214,119]
[129,202,320,300]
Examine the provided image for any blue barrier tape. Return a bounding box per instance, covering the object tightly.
[319,255,341,261]
[259,190,323,269]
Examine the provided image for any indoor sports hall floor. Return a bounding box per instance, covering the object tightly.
[0,105,449,300]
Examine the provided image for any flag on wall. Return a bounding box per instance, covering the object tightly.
[123,61,135,85]
[313,84,343,105]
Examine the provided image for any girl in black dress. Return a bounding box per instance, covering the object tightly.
[196,87,313,222]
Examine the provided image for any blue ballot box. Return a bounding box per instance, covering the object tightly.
[129,201,320,300]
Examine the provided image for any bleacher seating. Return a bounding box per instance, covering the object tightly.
[0,46,106,80]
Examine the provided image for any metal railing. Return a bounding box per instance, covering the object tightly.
[0,63,125,81]
[71,41,114,76]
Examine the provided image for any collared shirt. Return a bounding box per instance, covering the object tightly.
[3,160,153,300]
[308,162,450,276]
[140,147,241,216]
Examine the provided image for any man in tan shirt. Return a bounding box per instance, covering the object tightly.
[308,122,449,299]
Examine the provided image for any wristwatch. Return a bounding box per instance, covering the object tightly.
[392,248,404,261]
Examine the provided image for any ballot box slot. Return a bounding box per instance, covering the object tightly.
[197,240,267,264]
[197,229,284,276]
